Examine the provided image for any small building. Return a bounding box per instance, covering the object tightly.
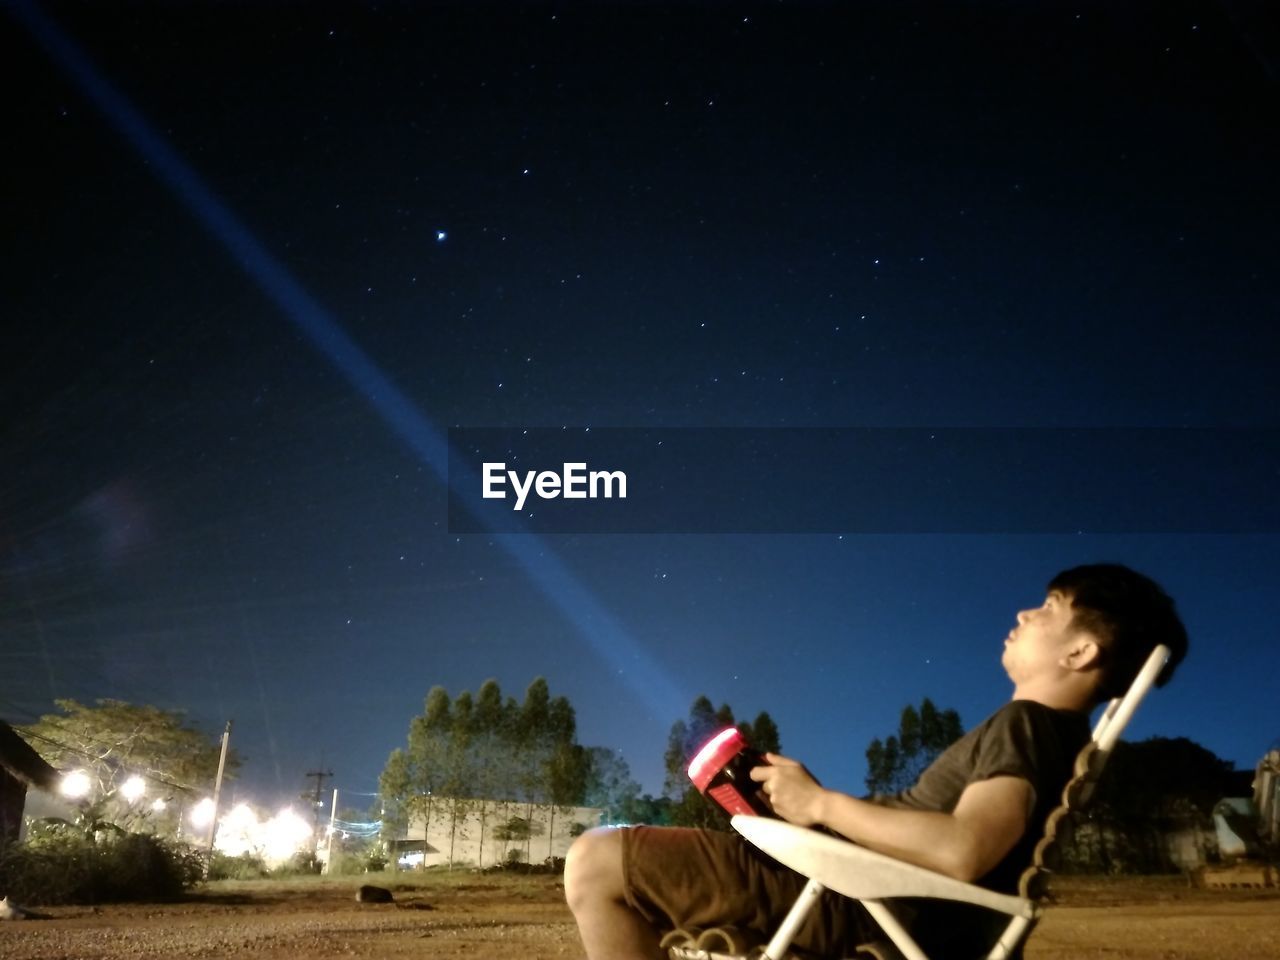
[392,796,602,869]
[0,721,59,853]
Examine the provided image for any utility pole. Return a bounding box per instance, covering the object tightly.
[202,720,232,879]
[323,787,339,874]
[305,768,333,848]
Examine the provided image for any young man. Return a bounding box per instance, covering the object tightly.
[565,564,1188,959]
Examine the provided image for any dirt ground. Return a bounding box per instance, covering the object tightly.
[1,873,1278,960]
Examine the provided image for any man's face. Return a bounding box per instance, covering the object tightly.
[1002,589,1082,684]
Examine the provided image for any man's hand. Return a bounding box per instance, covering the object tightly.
[749,753,827,827]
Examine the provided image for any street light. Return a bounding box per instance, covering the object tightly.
[120,775,146,802]
[190,797,216,828]
[60,769,92,799]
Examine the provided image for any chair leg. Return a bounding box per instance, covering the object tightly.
[762,877,826,960]
[861,901,930,960]
[984,914,1034,959]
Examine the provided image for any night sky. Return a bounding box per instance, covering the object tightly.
[4,1,1278,809]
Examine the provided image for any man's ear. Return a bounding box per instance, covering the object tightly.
[1062,634,1103,672]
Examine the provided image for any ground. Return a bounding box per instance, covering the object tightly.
[0,873,1277,959]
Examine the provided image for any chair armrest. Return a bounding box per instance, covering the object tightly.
[731,816,1037,920]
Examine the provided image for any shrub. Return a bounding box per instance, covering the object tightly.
[270,849,321,877]
[482,854,565,875]
[0,823,202,904]
[206,851,269,881]
[328,852,370,876]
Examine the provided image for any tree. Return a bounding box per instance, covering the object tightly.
[615,792,675,826]
[523,681,586,860]
[443,690,476,866]
[378,677,595,866]
[492,814,544,864]
[22,699,237,834]
[582,747,642,824]
[377,747,413,843]
[578,748,680,826]
[744,711,782,755]
[468,679,515,866]
[1075,736,1238,873]
[864,698,963,795]
[1096,737,1236,818]
[510,678,550,810]
[379,686,454,866]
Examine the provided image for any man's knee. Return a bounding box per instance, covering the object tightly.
[565,826,626,912]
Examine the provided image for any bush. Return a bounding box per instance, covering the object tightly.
[206,851,269,881]
[270,849,321,877]
[481,854,565,876]
[328,852,370,876]
[0,824,203,904]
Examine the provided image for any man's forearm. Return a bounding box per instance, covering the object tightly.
[813,790,986,881]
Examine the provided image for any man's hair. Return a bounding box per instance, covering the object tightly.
[1047,563,1188,701]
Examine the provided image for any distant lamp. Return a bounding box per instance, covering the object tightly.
[60,769,92,799]
[262,807,312,863]
[120,775,146,802]
[190,797,217,828]
[151,798,168,813]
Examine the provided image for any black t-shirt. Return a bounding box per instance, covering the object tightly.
[866,700,1091,957]
[874,699,1091,893]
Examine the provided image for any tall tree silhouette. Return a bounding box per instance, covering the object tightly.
[865,698,963,795]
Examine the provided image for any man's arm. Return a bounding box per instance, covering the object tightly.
[751,754,1032,883]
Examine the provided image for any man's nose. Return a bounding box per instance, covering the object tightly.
[1016,609,1030,624]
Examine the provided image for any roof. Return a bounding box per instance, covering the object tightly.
[0,721,59,791]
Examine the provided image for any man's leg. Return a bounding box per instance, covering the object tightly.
[565,826,662,960]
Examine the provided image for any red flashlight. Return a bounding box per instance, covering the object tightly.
[687,727,773,817]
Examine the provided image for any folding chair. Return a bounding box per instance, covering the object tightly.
[667,644,1171,960]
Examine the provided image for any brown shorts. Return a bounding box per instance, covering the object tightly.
[620,825,871,956]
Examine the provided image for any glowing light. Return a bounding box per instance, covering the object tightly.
[263,807,313,864]
[688,728,744,784]
[435,230,447,242]
[151,798,168,812]
[190,797,216,828]
[60,770,92,799]
[120,775,146,802]
[214,803,260,857]
[209,803,314,866]
[398,850,425,868]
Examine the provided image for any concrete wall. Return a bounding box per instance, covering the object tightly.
[399,797,602,868]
